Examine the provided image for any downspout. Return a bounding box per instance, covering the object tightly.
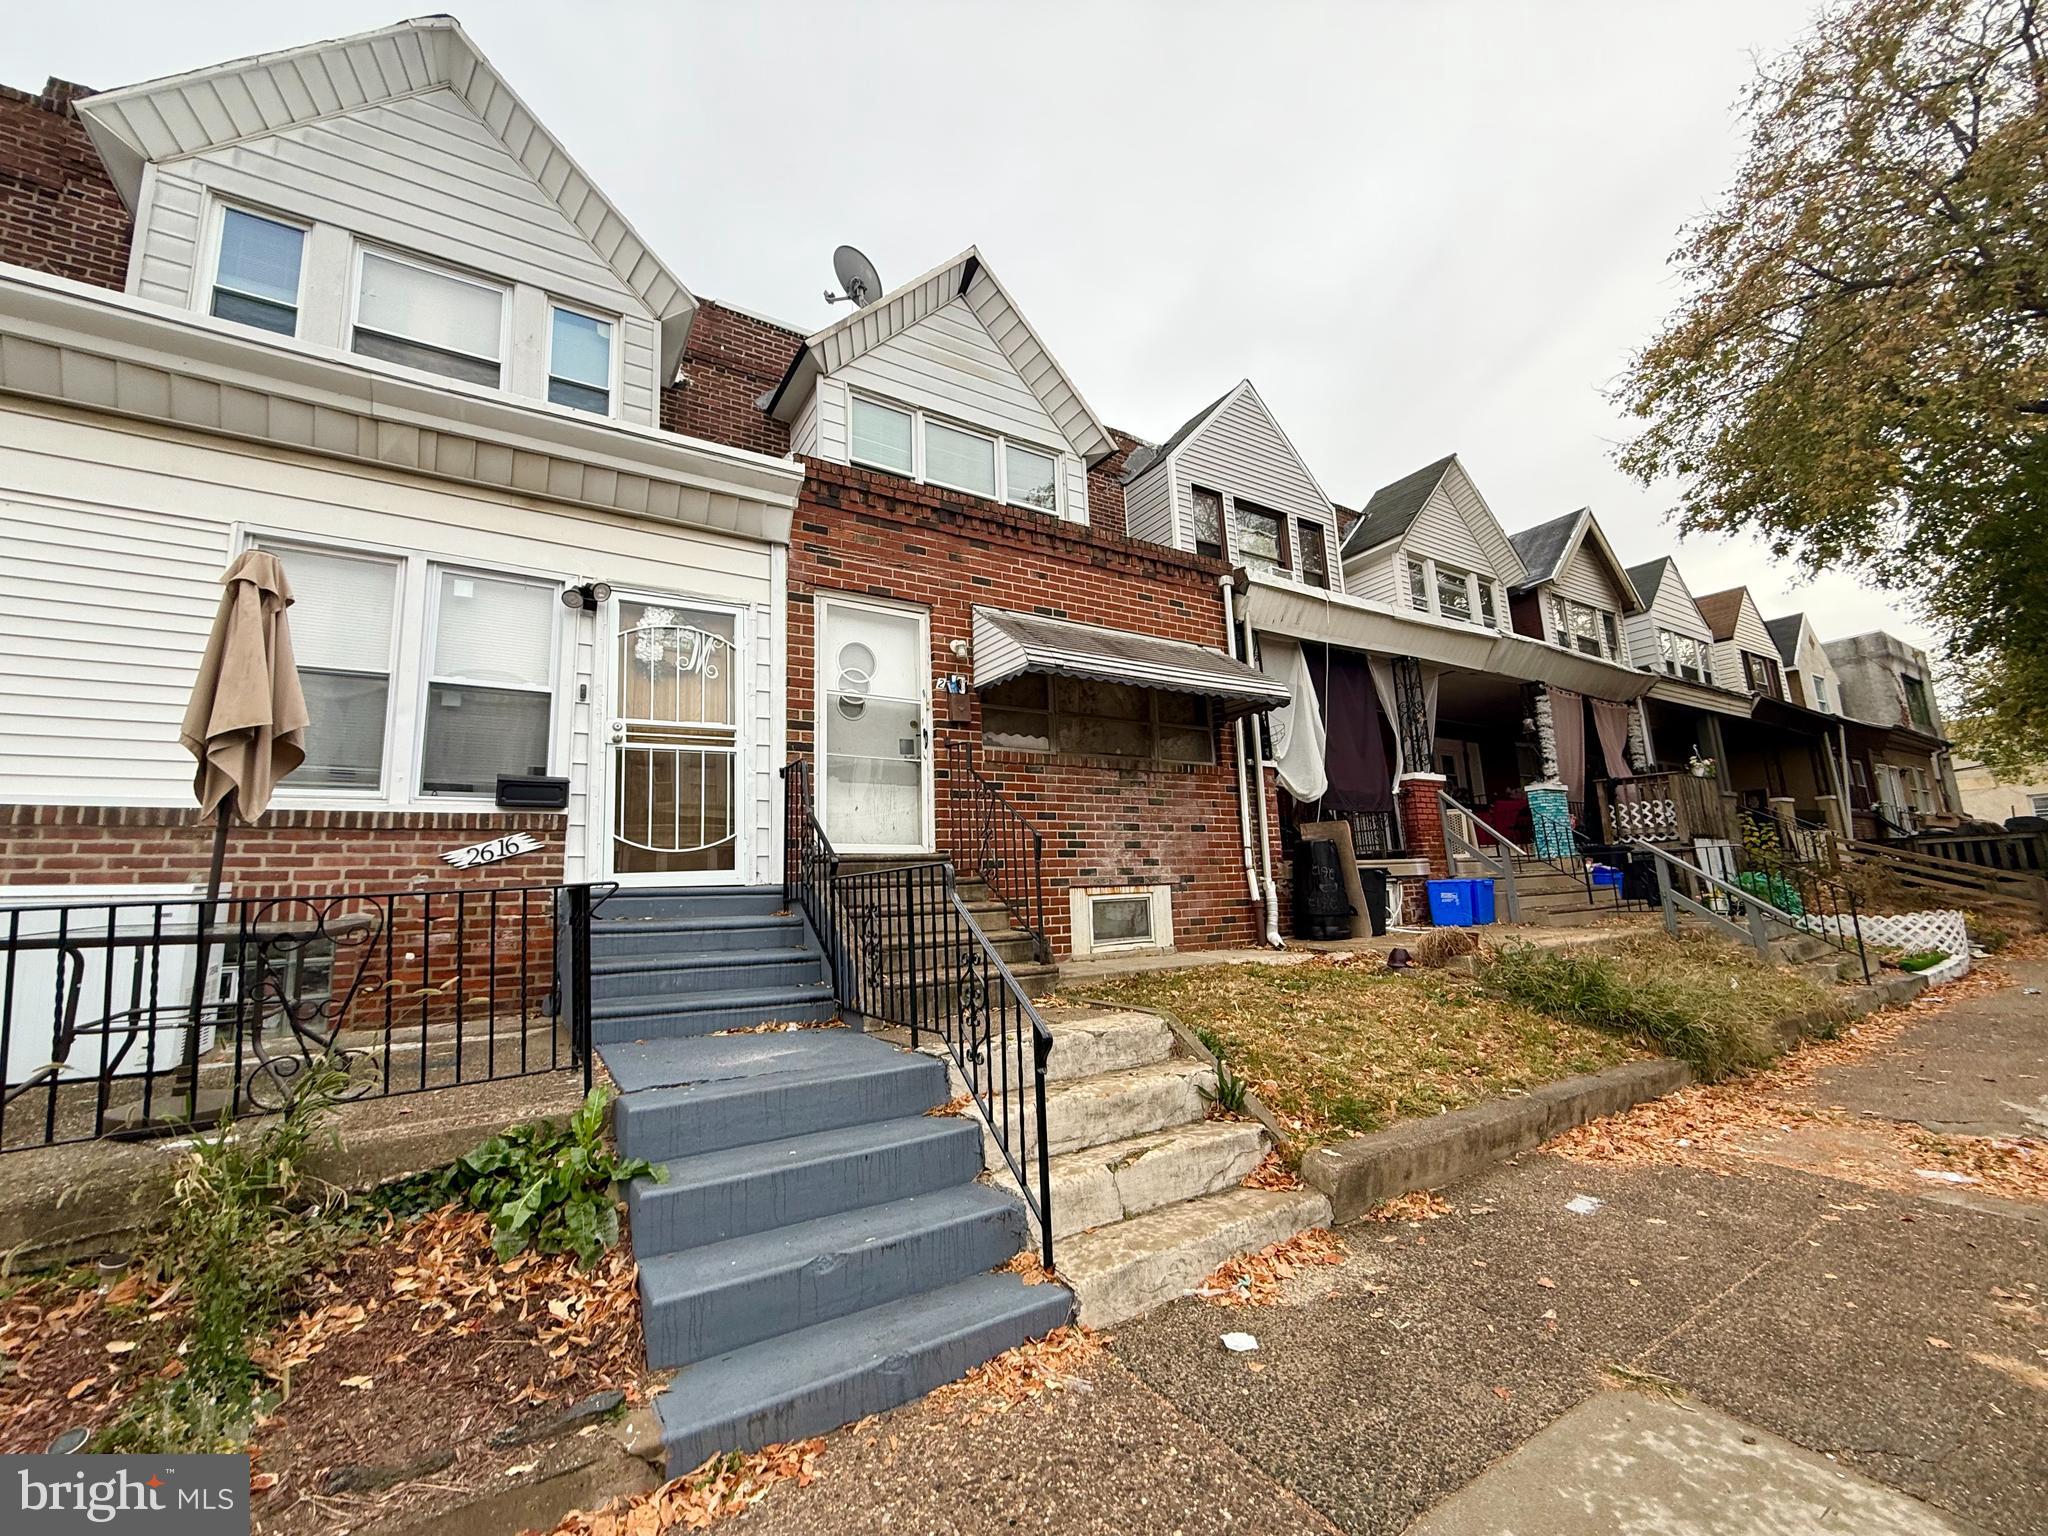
[1222,576,1284,948]
[1220,577,1261,907]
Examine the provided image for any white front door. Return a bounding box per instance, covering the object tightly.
[602,595,745,885]
[816,596,931,853]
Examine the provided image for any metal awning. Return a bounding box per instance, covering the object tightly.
[971,607,1292,714]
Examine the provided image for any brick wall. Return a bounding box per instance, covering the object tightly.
[0,805,566,894]
[0,78,130,289]
[787,458,1270,958]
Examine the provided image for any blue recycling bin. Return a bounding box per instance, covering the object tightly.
[1469,876,1497,925]
[1427,877,1497,927]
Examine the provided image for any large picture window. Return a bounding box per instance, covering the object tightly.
[353,249,505,386]
[981,675,1214,764]
[420,570,557,796]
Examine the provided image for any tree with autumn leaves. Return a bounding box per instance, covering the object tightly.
[1616,0,2047,775]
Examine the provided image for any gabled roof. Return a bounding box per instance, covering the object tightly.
[1506,507,1644,611]
[1626,557,1672,606]
[1695,588,1754,642]
[1342,454,1456,556]
[764,247,1117,463]
[72,17,697,375]
[1120,387,1233,483]
[1764,613,1808,667]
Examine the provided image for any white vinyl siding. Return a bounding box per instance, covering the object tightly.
[1710,593,1782,699]
[1549,543,1631,667]
[0,399,781,884]
[1624,563,1719,684]
[1121,461,1175,547]
[130,88,663,423]
[1341,547,1404,605]
[1167,386,1337,574]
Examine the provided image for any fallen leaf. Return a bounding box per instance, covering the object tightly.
[1927,1337,1952,1351]
[104,1341,138,1355]
[339,1375,375,1389]
[1535,1277,1557,1290]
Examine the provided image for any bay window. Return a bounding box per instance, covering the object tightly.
[353,249,505,386]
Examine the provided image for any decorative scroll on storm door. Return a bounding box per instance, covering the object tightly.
[607,599,741,880]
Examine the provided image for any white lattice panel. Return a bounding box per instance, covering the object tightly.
[1614,798,1679,842]
[1809,908,1970,971]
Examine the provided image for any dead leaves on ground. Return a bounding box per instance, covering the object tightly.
[538,1438,825,1535]
[926,1325,1104,1419]
[1241,1150,1304,1191]
[1193,1228,1347,1306]
[1363,1191,1453,1223]
[1547,966,2048,1204]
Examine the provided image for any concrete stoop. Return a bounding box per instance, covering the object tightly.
[596,886,1072,1475]
[940,1002,1328,1328]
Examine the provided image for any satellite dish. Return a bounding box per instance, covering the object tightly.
[824,245,882,308]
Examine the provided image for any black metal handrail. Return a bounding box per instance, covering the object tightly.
[942,740,1049,963]
[1729,831,1872,982]
[0,880,606,1154]
[781,758,845,995]
[833,858,1055,1271]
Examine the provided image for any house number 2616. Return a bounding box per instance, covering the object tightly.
[439,832,544,870]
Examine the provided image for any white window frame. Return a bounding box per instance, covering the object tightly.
[1813,673,1830,712]
[414,564,564,802]
[347,242,511,390]
[1551,594,1618,660]
[1070,884,1174,958]
[845,390,1065,517]
[2029,793,2048,818]
[201,199,309,337]
[543,299,622,419]
[242,529,566,809]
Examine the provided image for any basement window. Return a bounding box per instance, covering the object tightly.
[1073,884,1174,958]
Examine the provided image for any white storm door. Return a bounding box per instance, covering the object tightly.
[603,596,745,885]
[817,597,931,853]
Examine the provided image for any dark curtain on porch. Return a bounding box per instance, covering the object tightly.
[1590,698,1634,781]
[1319,650,1393,815]
[1552,687,1587,801]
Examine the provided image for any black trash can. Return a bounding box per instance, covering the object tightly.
[1357,866,1390,937]
[1291,838,1354,940]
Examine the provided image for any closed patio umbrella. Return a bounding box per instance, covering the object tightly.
[175,550,309,1117]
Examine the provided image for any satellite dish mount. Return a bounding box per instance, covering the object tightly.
[823,245,882,308]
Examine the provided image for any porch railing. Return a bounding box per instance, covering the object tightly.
[0,880,604,1155]
[784,760,1055,1271]
[1636,838,1870,982]
[1596,770,1738,845]
[941,741,1049,963]
[1438,790,1521,923]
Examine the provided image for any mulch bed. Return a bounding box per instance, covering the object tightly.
[1,1205,656,1534]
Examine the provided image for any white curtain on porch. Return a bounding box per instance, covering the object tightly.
[1257,636,1328,801]
[1367,659,1440,778]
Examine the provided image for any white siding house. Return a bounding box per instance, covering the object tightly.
[1119,381,1340,588]
[767,248,1116,525]
[0,19,805,887]
[1624,557,1723,689]
[1505,508,1643,667]
[1698,587,1789,700]
[1338,455,1524,627]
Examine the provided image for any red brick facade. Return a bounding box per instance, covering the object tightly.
[0,79,130,290]
[0,805,566,894]
[788,459,1268,957]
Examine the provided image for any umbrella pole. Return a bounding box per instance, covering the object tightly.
[182,789,234,1126]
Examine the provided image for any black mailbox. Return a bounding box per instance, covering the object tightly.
[496,774,570,810]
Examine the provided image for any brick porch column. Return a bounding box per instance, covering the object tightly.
[1397,772,1450,878]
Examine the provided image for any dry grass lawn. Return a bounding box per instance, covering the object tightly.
[1073,953,1639,1147]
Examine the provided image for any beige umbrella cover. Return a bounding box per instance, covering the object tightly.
[179,549,310,824]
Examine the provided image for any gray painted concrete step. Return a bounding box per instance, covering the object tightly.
[626,1113,983,1258]
[613,1042,945,1163]
[591,948,826,1002]
[599,886,789,921]
[653,1269,1073,1471]
[590,981,837,1042]
[592,911,807,957]
[639,1183,1027,1368]
[1056,1184,1332,1327]
[600,1028,891,1095]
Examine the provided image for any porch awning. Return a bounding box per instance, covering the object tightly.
[971,607,1292,714]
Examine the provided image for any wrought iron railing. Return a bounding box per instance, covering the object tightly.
[942,741,1048,963]
[1637,836,1870,982]
[833,858,1055,1271]
[782,757,845,994]
[1438,790,1521,922]
[0,880,605,1155]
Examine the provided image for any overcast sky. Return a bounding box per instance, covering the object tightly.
[5,0,1938,655]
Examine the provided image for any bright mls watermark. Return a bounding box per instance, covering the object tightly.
[2,1456,250,1534]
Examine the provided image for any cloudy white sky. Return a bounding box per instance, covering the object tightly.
[5,0,1937,654]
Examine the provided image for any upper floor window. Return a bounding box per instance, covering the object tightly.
[1234,501,1287,576]
[1407,558,1428,612]
[1478,580,1498,627]
[1191,487,1225,560]
[548,306,613,415]
[848,394,1062,514]
[1813,674,1831,712]
[1742,650,1783,698]
[850,397,914,473]
[212,208,304,337]
[1902,674,1934,731]
[1550,595,1618,659]
[1297,520,1330,589]
[1435,563,1475,623]
[1657,628,1713,685]
[353,249,505,387]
